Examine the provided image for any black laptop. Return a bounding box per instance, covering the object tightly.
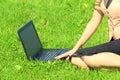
[17,20,70,61]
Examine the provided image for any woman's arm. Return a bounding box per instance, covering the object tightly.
[55,0,104,59]
[72,0,104,52]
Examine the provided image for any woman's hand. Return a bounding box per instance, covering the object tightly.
[55,49,76,60]
[113,26,120,40]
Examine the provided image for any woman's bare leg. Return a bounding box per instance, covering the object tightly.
[71,52,120,69]
[82,52,120,68]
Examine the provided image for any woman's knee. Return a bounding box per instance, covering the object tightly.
[71,57,89,69]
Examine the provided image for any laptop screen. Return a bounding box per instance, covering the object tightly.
[18,21,42,59]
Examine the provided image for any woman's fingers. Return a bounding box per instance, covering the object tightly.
[55,49,76,60]
[55,53,69,60]
[55,52,70,60]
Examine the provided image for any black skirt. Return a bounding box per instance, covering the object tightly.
[74,39,120,56]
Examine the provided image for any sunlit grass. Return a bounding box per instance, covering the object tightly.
[0,0,119,80]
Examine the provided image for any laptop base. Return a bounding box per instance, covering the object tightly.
[33,49,70,61]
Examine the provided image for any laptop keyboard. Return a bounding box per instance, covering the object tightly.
[35,49,69,61]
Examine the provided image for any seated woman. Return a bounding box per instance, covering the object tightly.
[55,0,120,69]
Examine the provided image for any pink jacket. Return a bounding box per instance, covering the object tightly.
[100,0,120,40]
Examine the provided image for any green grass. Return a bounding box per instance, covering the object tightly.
[0,0,120,80]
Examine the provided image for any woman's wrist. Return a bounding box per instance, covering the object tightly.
[71,48,79,53]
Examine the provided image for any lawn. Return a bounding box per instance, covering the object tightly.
[0,0,120,80]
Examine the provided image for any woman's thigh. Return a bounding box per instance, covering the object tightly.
[82,52,120,68]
